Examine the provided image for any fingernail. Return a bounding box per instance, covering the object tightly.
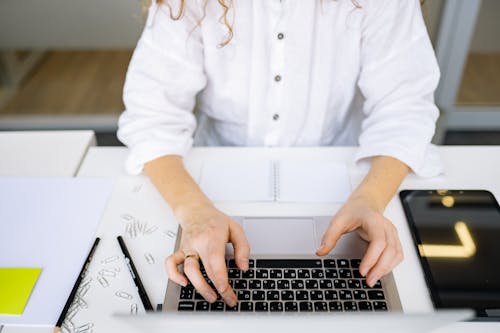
[208,293,217,303]
[316,244,325,252]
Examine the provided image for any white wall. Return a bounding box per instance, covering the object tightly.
[0,0,144,49]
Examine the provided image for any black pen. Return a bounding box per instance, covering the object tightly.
[117,236,154,311]
[54,237,100,333]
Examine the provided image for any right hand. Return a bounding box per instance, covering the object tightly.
[165,203,250,307]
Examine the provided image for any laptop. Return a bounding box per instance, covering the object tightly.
[164,216,402,313]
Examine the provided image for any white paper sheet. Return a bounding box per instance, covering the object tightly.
[199,160,352,203]
[0,177,113,326]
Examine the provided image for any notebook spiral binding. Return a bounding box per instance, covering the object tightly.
[272,161,280,201]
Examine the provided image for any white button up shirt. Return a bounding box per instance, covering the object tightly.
[118,0,442,177]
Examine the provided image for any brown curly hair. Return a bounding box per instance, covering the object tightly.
[152,0,425,47]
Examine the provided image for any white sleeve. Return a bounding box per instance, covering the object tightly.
[354,0,443,177]
[117,2,207,175]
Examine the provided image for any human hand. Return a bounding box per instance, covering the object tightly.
[316,194,404,287]
[165,203,250,307]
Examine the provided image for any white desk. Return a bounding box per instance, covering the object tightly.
[4,146,500,332]
[0,130,96,176]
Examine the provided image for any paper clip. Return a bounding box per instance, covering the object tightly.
[137,221,144,233]
[75,323,94,333]
[164,230,177,238]
[76,295,88,309]
[145,225,158,235]
[65,305,80,321]
[97,275,109,288]
[115,291,133,300]
[77,283,91,298]
[121,213,135,221]
[132,183,143,193]
[101,255,119,264]
[131,303,138,315]
[99,268,117,278]
[144,253,155,264]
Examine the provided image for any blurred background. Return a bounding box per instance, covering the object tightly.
[0,0,498,146]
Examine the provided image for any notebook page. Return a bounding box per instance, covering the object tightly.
[199,160,274,202]
[278,161,352,203]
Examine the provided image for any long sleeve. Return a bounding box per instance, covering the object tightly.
[354,0,443,177]
[117,2,207,175]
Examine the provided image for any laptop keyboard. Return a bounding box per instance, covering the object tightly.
[176,258,388,312]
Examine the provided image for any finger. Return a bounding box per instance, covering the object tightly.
[165,251,188,286]
[359,219,386,277]
[366,227,397,287]
[229,222,250,271]
[183,256,217,303]
[204,249,237,307]
[316,216,347,256]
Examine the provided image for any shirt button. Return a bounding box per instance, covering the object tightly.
[273,114,280,121]
[274,75,282,82]
[277,32,284,40]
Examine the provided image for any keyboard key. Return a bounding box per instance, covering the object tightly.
[339,269,352,278]
[249,259,255,268]
[270,301,283,312]
[228,259,237,268]
[297,269,311,278]
[252,290,265,301]
[291,280,305,289]
[180,287,194,300]
[256,269,269,279]
[337,259,350,268]
[196,301,210,311]
[358,301,373,311]
[305,280,318,289]
[270,269,283,279]
[325,269,338,278]
[234,280,247,290]
[299,301,313,312]
[353,290,367,300]
[285,301,298,312]
[339,290,353,300]
[353,270,363,279]
[334,279,347,289]
[184,283,195,290]
[295,290,309,300]
[238,290,251,301]
[242,270,255,279]
[267,290,280,301]
[343,301,358,311]
[319,279,333,289]
[350,259,361,268]
[314,301,328,312]
[311,269,325,279]
[228,268,240,278]
[281,290,294,301]
[225,303,239,312]
[329,301,342,311]
[263,280,276,289]
[255,302,268,312]
[277,280,290,289]
[240,302,254,312]
[363,280,383,289]
[368,290,385,300]
[348,279,361,289]
[257,259,322,268]
[325,290,339,300]
[194,292,205,300]
[373,301,388,311]
[178,301,195,311]
[284,269,297,278]
[210,301,225,311]
[323,259,336,268]
[310,290,324,300]
[249,280,262,289]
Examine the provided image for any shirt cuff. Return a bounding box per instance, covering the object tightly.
[124,138,193,175]
[354,143,443,178]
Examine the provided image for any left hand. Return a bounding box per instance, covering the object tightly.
[316,193,404,287]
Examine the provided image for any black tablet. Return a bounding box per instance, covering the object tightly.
[400,190,500,320]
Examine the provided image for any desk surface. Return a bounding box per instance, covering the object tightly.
[4,146,500,333]
[0,130,95,176]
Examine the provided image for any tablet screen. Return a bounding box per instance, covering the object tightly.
[400,190,500,317]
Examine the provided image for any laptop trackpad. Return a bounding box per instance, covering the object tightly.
[242,218,316,255]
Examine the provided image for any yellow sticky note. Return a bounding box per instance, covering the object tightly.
[0,268,42,315]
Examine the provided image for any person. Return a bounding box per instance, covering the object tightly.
[117,0,442,308]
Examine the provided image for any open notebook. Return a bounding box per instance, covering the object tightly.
[199,160,352,203]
